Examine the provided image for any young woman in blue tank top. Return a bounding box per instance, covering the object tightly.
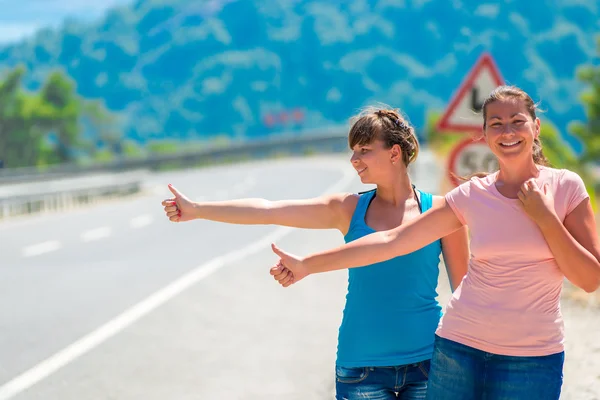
[162,107,469,399]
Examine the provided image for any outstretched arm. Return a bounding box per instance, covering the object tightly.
[272,200,464,279]
[162,184,355,231]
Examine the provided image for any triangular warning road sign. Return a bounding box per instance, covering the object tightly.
[437,53,505,133]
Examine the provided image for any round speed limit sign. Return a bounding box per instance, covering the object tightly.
[447,137,499,186]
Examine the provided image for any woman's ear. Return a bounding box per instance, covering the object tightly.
[479,127,489,145]
[390,144,402,165]
[534,118,541,139]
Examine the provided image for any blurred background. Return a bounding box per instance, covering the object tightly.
[0,1,599,399]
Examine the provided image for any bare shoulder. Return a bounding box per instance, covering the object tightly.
[323,192,360,216]
[431,195,446,208]
[318,192,359,232]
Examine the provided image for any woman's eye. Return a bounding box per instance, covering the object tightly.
[361,148,369,153]
[513,120,525,125]
[491,123,501,128]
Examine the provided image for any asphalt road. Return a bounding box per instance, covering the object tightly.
[0,152,597,399]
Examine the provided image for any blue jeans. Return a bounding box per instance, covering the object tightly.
[426,335,564,400]
[335,360,430,400]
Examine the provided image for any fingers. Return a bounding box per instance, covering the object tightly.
[275,269,294,287]
[271,262,291,281]
[164,205,180,216]
[270,262,295,287]
[518,179,546,205]
[281,276,295,287]
[162,198,181,222]
[528,179,540,191]
[272,269,289,280]
[271,243,290,260]
[276,269,294,286]
[270,262,285,275]
[271,243,283,258]
[164,204,178,213]
[524,178,542,193]
[520,179,539,196]
[543,183,550,195]
[168,184,183,198]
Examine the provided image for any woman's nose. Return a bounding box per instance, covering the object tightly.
[501,123,515,135]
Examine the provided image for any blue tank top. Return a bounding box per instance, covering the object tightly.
[337,188,443,367]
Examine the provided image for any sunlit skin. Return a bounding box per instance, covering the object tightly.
[483,98,541,198]
[268,97,600,293]
[350,139,405,187]
[270,136,469,288]
[347,138,423,233]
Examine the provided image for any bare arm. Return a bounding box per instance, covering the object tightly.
[302,199,464,274]
[539,198,600,293]
[433,196,469,292]
[193,195,352,229]
[163,185,356,232]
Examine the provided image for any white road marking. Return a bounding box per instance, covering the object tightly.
[80,227,111,242]
[130,214,153,229]
[0,164,356,400]
[22,241,62,257]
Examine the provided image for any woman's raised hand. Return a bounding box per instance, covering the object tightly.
[161,184,196,223]
[269,243,311,286]
[517,179,556,226]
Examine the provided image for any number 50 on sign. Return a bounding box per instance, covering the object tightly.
[447,137,499,186]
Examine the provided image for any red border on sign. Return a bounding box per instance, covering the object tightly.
[437,53,505,133]
[446,136,488,187]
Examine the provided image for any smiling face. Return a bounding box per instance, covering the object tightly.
[483,98,540,165]
[480,85,549,168]
[350,139,399,184]
[347,108,419,184]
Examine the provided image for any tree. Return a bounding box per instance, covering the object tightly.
[0,66,118,168]
[0,66,51,167]
[569,36,600,164]
[37,72,81,163]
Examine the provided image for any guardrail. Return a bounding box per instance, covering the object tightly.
[0,170,147,219]
[0,132,349,220]
[0,132,349,184]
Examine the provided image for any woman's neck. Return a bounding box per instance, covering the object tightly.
[375,174,414,207]
[496,159,540,185]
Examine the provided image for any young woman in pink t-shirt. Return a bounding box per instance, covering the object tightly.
[270,86,600,399]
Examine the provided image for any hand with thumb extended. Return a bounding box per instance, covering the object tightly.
[160,184,196,223]
[270,262,295,287]
[270,243,310,286]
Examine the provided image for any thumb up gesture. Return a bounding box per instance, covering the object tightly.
[269,243,311,286]
[161,184,196,223]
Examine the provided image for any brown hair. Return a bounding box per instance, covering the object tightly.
[348,107,419,167]
[482,85,549,166]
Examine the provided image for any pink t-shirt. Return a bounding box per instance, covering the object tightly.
[439,166,590,356]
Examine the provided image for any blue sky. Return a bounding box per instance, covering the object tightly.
[0,0,133,43]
